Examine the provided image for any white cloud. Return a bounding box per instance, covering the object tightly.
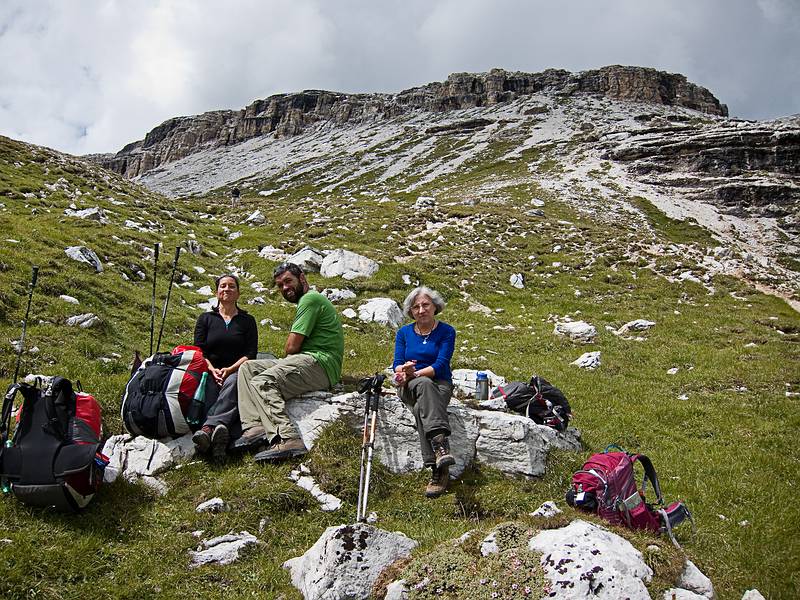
[0,0,797,155]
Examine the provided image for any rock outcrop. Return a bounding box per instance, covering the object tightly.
[91,66,726,178]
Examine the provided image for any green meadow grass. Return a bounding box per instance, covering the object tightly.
[0,134,798,599]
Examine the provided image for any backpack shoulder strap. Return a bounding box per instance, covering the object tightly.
[1,384,21,444]
[631,454,663,504]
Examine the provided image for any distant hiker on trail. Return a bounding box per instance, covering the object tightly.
[392,286,456,498]
[192,274,258,459]
[234,262,344,461]
[231,187,240,207]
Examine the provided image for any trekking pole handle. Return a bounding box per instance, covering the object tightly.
[30,266,39,288]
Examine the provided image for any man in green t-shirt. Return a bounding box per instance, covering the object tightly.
[235,262,344,461]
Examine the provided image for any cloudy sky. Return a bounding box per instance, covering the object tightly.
[1,0,798,156]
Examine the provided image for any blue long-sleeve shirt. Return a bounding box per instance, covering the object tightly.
[393,321,456,383]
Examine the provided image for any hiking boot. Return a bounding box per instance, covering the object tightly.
[430,434,455,469]
[192,425,213,454]
[253,437,307,462]
[233,425,266,451]
[425,464,449,498]
[210,424,229,461]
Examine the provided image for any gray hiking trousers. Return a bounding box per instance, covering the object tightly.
[398,377,453,467]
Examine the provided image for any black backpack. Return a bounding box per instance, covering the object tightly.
[121,348,208,439]
[490,375,571,431]
[0,377,105,511]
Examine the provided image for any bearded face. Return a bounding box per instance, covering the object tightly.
[275,271,306,303]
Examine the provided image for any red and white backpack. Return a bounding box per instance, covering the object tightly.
[121,345,208,439]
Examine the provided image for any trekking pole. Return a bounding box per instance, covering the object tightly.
[12,266,39,385]
[356,374,385,522]
[155,246,181,353]
[149,243,159,355]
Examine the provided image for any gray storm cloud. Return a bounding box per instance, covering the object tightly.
[0,0,797,155]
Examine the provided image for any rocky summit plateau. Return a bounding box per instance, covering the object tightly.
[91,65,800,307]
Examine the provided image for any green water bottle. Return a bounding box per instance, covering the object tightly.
[186,372,208,427]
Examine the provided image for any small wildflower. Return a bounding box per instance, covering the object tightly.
[480,578,488,585]
[524,586,532,595]
[491,593,499,599]
[512,583,519,590]
[492,580,499,587]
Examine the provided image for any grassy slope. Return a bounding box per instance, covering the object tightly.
[0,133,798,599]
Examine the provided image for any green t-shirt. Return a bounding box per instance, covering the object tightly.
[291,290,344,387]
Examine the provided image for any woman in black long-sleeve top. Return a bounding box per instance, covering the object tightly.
[192,274,257,459]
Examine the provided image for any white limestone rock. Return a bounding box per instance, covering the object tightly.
[342,308,357,319]
[284,523,417,600]
[509,273,525,288]
[357,298,403,328]
[616,319,656,336]
[66,313,101,328]
[196,497,228,513]
[529,519,653,599]
[258,245,288,261]
[59,294,79,304]
[554,320,597,343]
[663,589,709,600]
[320,249,379,280]
[101,433,195,481]
[189,531,259,568]
[530,500,562,518]
[571,351,601,369]
[321,288,357,303]
[480,531,499,556]
[65,246,103,272]
[287,246,325,273]
[243,209,266,225]
[740,590,766,600]
[384,579,409,600]
[197,285,213,296]
[288,468,343,512]
[677,560,715,598]
[64,206,108,224]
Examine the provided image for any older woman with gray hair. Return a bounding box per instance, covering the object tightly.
[392,286,457,497]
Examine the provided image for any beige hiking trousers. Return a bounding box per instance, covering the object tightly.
[237,354,329,442]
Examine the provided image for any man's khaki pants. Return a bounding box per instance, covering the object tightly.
[237,354,329,442]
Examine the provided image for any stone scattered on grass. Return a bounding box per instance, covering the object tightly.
[554,320,596,343]
[357,298,403,328]
[66,313,101,328]
[571,351,601,369]
[189,531,259,568]
[320,249,379,280]
[284,523,417,600]
[529,519,652,600]
[288,465,342,512]
[196,497,229,513]
[530,501,562,518]
[65,246,103,272]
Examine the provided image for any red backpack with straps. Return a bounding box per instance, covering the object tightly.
[565,447,693,546]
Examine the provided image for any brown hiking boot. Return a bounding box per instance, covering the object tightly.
[254,437,308,462]
[430,434,455,469]
[192,425,213,454]
[233,425,266,451]
[425,464,449,498]
[210,424,229,461]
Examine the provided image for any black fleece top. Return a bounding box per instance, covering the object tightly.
[193,309,258,368]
